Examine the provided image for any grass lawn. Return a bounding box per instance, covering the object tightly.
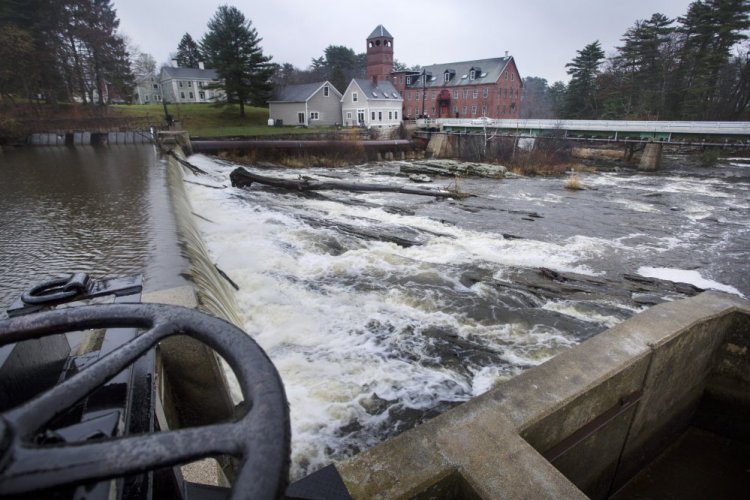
[112,103,335,137]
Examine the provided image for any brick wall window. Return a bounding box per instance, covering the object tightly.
[463,89,468,99]
[471,105,477,116]
[472,88,478,99]
[453,90,458,99]
[463,105,468,114]
[481,106,487,115]
[483,87,489,98]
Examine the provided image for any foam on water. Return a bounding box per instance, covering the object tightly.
[637,266,744,297]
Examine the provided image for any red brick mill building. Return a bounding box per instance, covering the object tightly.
[366,25,522,120]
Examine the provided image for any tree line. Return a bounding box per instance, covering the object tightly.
[522,0,750,120]
[0,0,132,106]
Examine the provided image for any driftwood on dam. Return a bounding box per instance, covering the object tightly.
[229,167,473,199]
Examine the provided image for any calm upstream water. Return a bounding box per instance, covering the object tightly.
[182,154,749,479]
[0,146,187,313]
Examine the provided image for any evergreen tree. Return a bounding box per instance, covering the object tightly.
[563,41,605,118]
[670,0,750,118]
[175,33,201,68]
[200,5,273,117]
[612,14,675,118]
[547,81,567,118]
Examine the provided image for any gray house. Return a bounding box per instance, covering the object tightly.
[268,81,342,126]
[160,65,224,104]
[133,74,161,104]
[341,78,403,128]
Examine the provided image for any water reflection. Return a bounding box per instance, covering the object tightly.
[0,146,186,312]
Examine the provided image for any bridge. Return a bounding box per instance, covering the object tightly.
[416,118,750,170]
[418,118,750,145]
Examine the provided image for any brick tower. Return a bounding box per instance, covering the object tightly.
[366,25,394,84]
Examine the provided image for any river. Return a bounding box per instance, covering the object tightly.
[0,146,187,313]
[1,147,747,480]
[182,154,749,479]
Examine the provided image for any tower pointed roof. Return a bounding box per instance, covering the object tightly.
[367,25,393,39]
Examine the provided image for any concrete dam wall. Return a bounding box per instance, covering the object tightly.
[337,291,750,499]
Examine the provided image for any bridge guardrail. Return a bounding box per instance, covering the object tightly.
[436,118,750,136]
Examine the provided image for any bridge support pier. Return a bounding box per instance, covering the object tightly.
[639,142,662,171]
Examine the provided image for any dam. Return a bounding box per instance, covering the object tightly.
[0,142,748,498]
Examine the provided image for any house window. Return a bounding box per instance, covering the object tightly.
[199,81,204,88]
[472,88,478,99]
[372,111,375,120]
[180,92,185,99]
[432,90,436,99]
[395,111,398,120]
[389,111,393,120]
[189,91,193,98]
[353,92,358,102]
[453,105,458,113]
[406,76,411,85]
[511,72,515,81]
[471,105,477,116]
[179,81,183,87]
[453,90,458,99]
[310,111,319,120]
[145,95,149,102]
[483,87,489,98]
[378,111,382,121]
[153,84,158,89]
[188,81,192,87]
[358,110,365,123]
[482,106,487,115]
[462,106,468,114]
[347,112,352,119]
[470,70,476,80]
[324,85,329,97]
[505,72,509,80]
[463,89,468,99]
[199,91,205,100]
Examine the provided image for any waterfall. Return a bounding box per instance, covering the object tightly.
[165,151,244,328]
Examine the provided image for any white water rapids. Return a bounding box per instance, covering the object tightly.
[181,154,749,479]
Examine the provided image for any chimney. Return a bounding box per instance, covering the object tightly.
[505,51,509,57]
[198,61,205,70]
[171,59,178,68]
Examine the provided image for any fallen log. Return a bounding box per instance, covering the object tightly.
[229,167,473,199]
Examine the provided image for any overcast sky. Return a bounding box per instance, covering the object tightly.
[115,0,696,84]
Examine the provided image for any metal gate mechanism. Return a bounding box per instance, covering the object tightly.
[0,273,290,500]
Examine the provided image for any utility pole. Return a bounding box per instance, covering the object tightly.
[421,69,427,118]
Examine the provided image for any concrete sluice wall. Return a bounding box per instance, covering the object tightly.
[28,130,154,146]
[337,292,750,499]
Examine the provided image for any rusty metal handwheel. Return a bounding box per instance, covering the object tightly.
[0,303,290,500]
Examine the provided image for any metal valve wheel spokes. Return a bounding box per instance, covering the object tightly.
[0,303,290,500]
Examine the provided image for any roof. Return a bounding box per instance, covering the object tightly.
[367,25,393,40]
[404,57,514,88]
[269,81,341,103]
[350,79,403,101]
[161,66,219,81]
